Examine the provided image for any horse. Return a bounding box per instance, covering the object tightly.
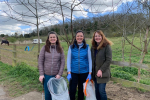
[1,40,9,46]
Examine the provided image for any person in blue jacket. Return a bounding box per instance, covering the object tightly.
[67,30,92,100]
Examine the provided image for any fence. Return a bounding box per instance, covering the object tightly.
[0,44,150,91]
[0,44,39,67]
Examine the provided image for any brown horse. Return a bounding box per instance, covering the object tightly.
[1,40,9,46]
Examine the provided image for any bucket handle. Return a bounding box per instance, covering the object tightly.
[84,79,94,96]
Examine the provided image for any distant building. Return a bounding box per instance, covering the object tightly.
[32,39,42,44]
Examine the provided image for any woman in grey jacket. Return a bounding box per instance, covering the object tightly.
[91,30,113,100]
[38,31,65,100]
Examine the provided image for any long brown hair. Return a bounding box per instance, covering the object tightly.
[91,30,113,50]
[45,31,63,53]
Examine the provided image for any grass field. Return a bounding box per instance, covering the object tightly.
[2,35,150,65]
[0,35,150,97]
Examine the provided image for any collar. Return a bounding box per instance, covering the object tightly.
[78,42,83,46]
[51,45,56,48]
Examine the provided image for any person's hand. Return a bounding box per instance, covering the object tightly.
[97,70,102,78]
[55,75,61,79]
[86,74,91,81]
[67,73,71,82]
[39,75,44,83]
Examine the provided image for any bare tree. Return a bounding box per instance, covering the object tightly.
[1,0,59,55]
[54,0,86,46]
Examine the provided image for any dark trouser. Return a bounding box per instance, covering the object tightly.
[94,79,107,100]
[44,74,55,100]
[69,72,88,100]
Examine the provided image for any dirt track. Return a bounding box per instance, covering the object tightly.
[106,81,150,100]
[0,85,13,100]
[1,80,150,100]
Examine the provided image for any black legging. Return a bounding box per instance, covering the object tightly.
[69,72,88,100]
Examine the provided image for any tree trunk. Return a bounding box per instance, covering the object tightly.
[35,0,40,61]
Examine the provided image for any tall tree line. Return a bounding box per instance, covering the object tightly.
[30,13,147,37]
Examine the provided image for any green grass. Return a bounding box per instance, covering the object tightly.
[110,65,150,85]
[111,70,136,81]
[0,61,42,97]
[140,79,150,85]
[109,36,150,64]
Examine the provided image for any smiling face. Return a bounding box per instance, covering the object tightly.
[76,32,84,44]
[49,34,57,45]
[94,32,102,44]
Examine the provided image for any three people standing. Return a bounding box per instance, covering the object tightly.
[38,30,112,100]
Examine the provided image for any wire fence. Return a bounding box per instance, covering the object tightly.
[0,44,39,67]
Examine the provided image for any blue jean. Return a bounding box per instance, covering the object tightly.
[44,74,55,100]
[94,79,107,100]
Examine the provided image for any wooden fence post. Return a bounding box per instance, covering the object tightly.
[12,44,17,66]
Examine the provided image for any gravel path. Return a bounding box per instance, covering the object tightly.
[0,86,12,100]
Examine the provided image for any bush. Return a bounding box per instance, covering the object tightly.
[7,37,17,43]
[140,79,150,85]
[111,70,136,81]
[115,67,138,75]
[7,62,42,90]
[141,69,149,75]
[8,62,39,81]
[111,66,149,76]
[110,65,120,68]
[0,61,12,71]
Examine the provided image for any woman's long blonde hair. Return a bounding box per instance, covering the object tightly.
[91,30,113,50]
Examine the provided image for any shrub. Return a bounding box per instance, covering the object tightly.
[140,79,150,85]
[0,61,12,71]
[111,70,136,81]
[8,62,39,81]
[141,69,149,75]
[110,65,120,68]
[113,66,149,76]
[7,62,42,90]
[7,37,17,43]
[115,67,138,75]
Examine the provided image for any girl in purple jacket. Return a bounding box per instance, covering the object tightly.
[38,31,65,100]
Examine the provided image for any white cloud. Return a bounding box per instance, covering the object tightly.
[0,0,133,35]
[81,0,133,13]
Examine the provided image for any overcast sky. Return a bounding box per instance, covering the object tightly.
[0,0,133,35]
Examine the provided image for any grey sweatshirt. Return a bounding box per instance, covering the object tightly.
[38,45,65,76]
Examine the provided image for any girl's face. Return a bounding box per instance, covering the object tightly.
[76,32,84,44]
[94,32,102,44]
[49,34,57,44]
